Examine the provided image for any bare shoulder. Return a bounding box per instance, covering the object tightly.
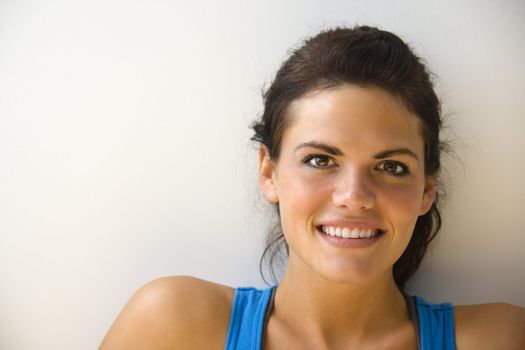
[99,276,235,350]
[455,302,525,350]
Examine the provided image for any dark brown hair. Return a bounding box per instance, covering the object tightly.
[250,25,445,290]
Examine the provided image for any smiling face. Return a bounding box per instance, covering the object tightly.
[258,84,436,285]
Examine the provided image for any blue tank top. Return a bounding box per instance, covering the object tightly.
[224,286,456,350]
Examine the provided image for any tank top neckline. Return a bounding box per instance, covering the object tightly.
[259,286,422,350]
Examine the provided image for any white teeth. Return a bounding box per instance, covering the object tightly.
[321,226,379,239]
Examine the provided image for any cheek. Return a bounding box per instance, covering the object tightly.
[277,171,329,229]
[379,183,425,260]
[381,182,425,226]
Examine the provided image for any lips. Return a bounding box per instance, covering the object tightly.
[316,225,385,247]
[320,225,380,239]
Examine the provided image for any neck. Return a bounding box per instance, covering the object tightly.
[272,259,410,347]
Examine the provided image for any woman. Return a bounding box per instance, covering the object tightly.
[99,26,525,349]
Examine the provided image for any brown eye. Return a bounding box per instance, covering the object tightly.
[303,155,334,169]
[377,160,410,176]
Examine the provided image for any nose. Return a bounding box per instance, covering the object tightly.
[331,170,376,211]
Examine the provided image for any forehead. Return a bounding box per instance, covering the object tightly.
[283,85,425,156]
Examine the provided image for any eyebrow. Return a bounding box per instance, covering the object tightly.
[293,141,419,161]
[294,141,343,156]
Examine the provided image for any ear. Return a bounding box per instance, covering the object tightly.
[258,145,279,204]
[419,176,437,216]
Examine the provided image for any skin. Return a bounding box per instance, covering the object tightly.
[99,85,525,350]
[258,85,434,349]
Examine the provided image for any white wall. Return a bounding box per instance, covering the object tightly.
[1,0,524,349]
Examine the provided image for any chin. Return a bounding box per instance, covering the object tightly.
[314,260,384,286]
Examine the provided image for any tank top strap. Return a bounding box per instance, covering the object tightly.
[403,292,422,349]
[224,286,276,350]
[225,287,455,350]
[413,295,456,350]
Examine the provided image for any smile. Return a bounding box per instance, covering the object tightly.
[318,225,383,239]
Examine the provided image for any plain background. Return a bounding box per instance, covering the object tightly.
[1,0,524,349]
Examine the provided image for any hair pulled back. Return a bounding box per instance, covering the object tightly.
[251,25,445,290]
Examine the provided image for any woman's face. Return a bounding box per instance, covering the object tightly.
[258,84,436,284]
